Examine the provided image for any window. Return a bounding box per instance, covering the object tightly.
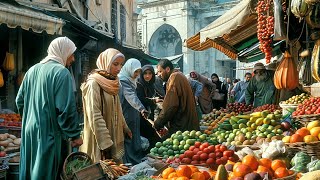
[120,4,126,42]
[111,0,117,37]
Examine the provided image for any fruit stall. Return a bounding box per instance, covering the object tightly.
[132,94,320,180]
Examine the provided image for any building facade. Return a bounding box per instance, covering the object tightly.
[137,0,239,78]
[0,0,142,110]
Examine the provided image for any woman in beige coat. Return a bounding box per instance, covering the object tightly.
[80,48,132,163]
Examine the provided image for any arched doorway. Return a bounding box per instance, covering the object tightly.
[149,24,182,69]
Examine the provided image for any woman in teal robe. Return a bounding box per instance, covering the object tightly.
[16,37,82,180]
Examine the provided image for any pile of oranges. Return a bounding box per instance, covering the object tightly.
[159,165,213,180]
[229,155,294,179]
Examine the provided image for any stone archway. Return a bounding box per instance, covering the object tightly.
[148,24,182,58]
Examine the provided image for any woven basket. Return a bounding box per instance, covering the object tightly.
[286,141,320,159]
[235,145,260,151]
[292,114,320,127]
[274,171,297,180]
[61,152,93,180]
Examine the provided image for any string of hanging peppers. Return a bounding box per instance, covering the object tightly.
[256,0,275,63]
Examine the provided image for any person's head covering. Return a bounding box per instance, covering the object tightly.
[211,73,219,79]
[190,71,199,80]
[137,65,156,98]
[253,62,266,73]
[96,48,125,73]
[40,37,76,66]
[138,65,155,85]
[85,48,125,95]
[118,58,142,88]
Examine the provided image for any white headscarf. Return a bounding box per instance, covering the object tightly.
[40,37,77,66]
[118,58,142,88]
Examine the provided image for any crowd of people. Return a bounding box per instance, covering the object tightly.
[15,37,277,179]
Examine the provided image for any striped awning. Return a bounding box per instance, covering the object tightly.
[186,0,257,60]
[0,2,64,35]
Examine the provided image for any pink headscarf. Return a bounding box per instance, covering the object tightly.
[87,48,125,95]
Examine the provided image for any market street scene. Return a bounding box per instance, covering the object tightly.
[0,0,320,179]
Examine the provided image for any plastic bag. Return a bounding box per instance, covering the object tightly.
[141,136,150,151]
[261,140,286,159]
[307,159,320,172]
[290,152,311,173]
[235,147,256,161]
[273,0,286,40]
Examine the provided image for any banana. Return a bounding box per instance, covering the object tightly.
[236,115,251,120]
[311,39,320,82]
[250,112,262,118]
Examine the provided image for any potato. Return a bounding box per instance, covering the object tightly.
[0,140,10,147]
[13,138,21,145]
[9,134,17,140]
[0,134,8,141]
[7,142,16,147]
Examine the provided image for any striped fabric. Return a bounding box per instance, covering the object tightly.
[0,2,64,35]
[185,0,258,60]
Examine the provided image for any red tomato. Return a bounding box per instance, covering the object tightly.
[219,145,227,152]
[223,150,234,157]
[194,141,201,148]
[215,145,221,150]
[189,146,195,151]
[215,152,223,158]
[0,151,6,157]
[208,145,215,153]
[216,158,222,165]
[208,153,216,159]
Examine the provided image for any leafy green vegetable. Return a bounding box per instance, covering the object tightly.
[66,159,91,176]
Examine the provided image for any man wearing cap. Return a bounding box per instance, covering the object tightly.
[245,62,276,107]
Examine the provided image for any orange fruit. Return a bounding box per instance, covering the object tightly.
[242,155,259,170]
[271,160,287,171]
[187,165,199,173]
[233,162,242,171]
[233,164,253,177]
[290,134,304,143]
[259,158,272,169]
[201,171,211,180]
[168,172,178,178]
[296,127,310,137]
[176,177,190,180]
[274,167,289,178]
[257,165,273,177]
[162,167,176,178]
[191,172,205,180]
[176,165,192,178]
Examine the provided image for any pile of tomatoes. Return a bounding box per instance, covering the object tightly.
[169,142,238,169]
[292,97,320,116]
[256,0,274,63]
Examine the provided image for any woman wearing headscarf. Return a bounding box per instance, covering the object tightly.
[119,58,148,165]
[211,73,228,109]
[80,48,132,163]
[190,71,216,114]
[136,65,162,152]
[16,37,83,180]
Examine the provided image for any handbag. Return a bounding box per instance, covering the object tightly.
[212,83,225,101]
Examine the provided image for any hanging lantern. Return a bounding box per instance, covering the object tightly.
[3,52,15,71]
